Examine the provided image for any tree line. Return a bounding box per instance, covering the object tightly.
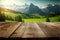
[0,12,23,22]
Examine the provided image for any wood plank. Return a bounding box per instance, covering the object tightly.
[11,23,28,37]
[42,22,60,29]
[37,22,60,37]
[11,23,46,38]
[22,23,46,38]
[1,22,60,38]
[0,22,22,38]
[0,23,13,28]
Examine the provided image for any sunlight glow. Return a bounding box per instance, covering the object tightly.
[1,0,15,5]
[0,0,18,9]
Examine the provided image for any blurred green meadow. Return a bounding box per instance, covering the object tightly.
[0,8,60,22]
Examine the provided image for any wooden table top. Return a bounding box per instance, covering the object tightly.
[0,22,60,38]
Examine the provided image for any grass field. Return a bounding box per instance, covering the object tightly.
[23,16,60,22]
[5,15,60,22]
[23,18,46,22]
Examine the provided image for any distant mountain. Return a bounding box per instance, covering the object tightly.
[16,3,46,16]
[14,3,29,13]
[42,4,60,15]
[0,3,46,16]
[1,3,60,16]
[28,3,45,16]
[0,8,41,18]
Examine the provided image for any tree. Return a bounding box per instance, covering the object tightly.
[15,15,22,22]
[46,17,50,22]
[46,13,50,22]
[0,12,6,22]
[58,17,60,22]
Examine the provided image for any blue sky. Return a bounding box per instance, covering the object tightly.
[16,0,59,6]
[0,0,59,8]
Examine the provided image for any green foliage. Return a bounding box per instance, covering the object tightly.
[58,17,60,22]
[58,19,60,22]
[15,15,22,22]
[0,12,6,22]
[46,17,50,22]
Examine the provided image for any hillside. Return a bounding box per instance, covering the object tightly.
[0,8,20,18]
[0,8,42,22]
[0,8,41,19]
[0,8,23,22]
[0,8,22,14]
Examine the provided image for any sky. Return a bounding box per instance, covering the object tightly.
[16,0,59,6]
[0,0,59,8]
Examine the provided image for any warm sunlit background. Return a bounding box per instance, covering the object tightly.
[0,0,59,9]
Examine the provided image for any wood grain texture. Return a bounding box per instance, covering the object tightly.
[0,22,22,38]
[37,22,60,37]
[0,22,60,38]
